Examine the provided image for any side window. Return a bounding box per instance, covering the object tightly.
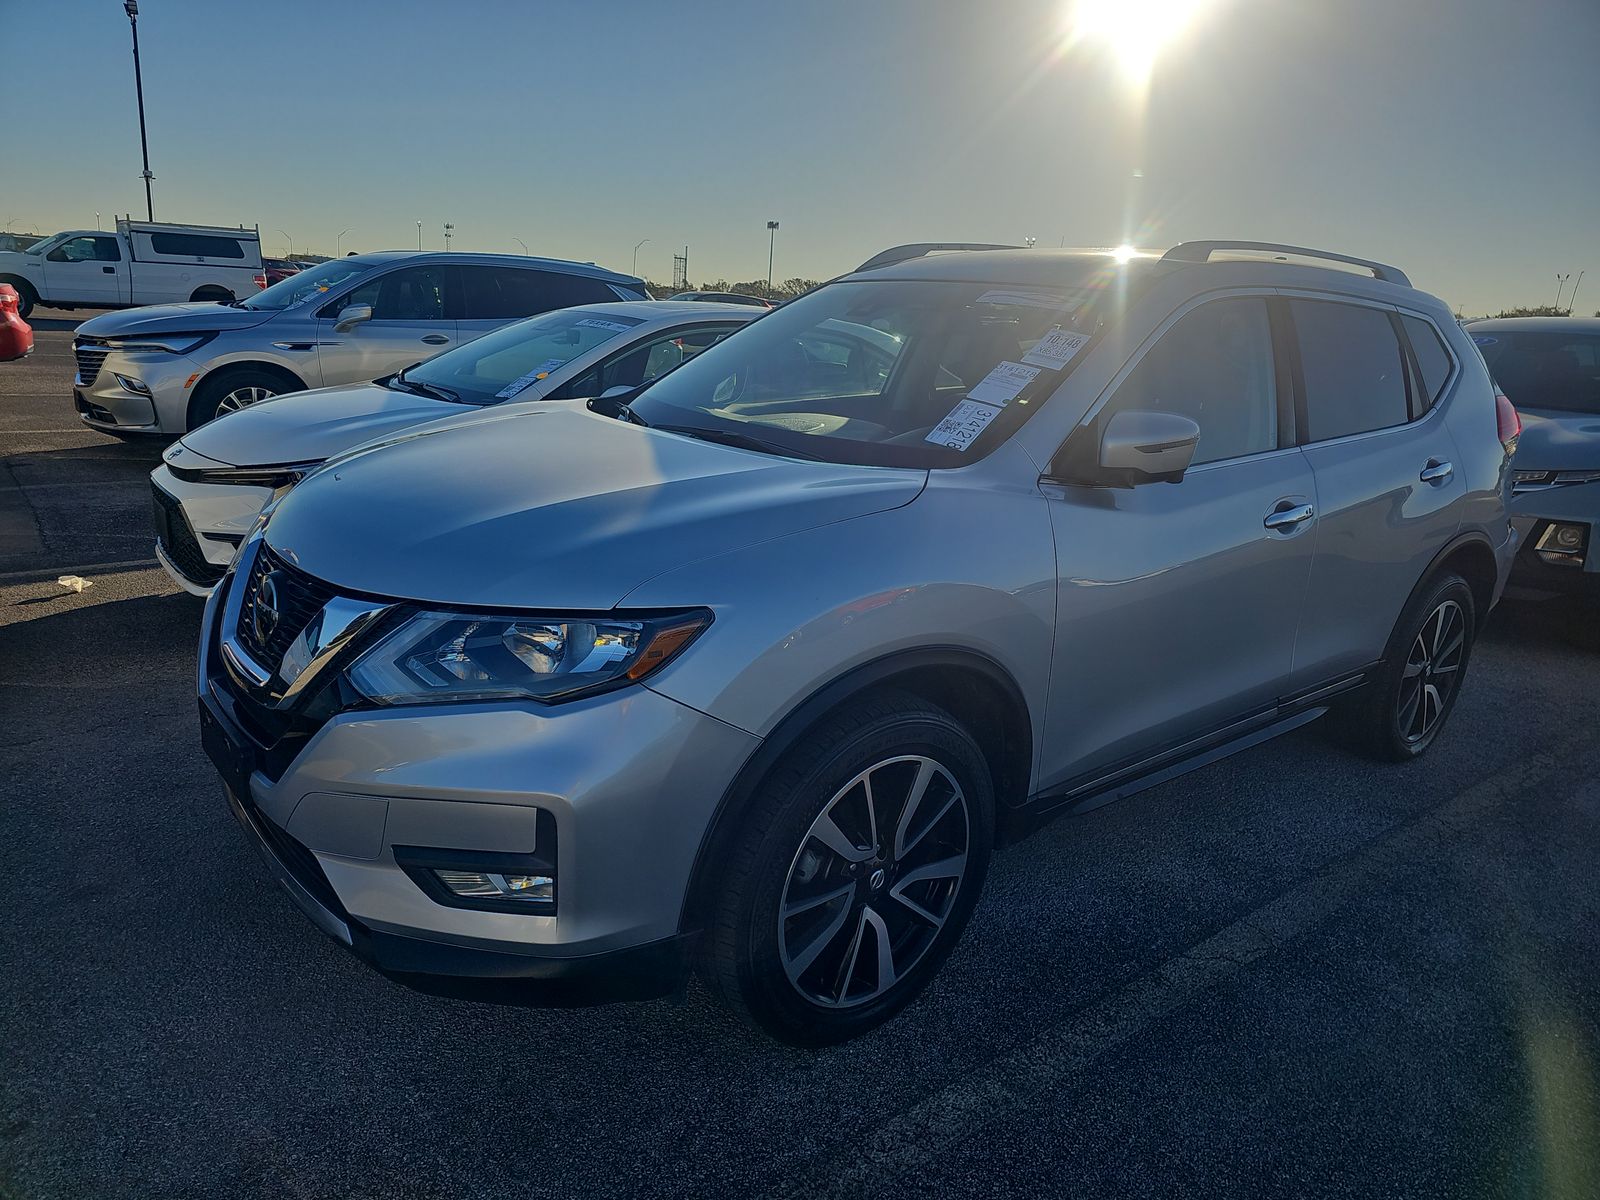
[148,233,244,259]
[1292,300,1410,441]
[341,265,446,321]
[1401,315,1453,412]
[1107,297,1279,465]
[49,236,121,263]
[459,267,616,319]
[550,325,736,400]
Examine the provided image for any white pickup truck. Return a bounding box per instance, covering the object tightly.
[0,219,264,318]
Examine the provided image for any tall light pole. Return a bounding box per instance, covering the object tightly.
[1568,271,1586,315]
[336,227,352,257]
[512,237,529,255]
[276,229,293,258]
[124,1,155,221]
[95,212,101,230]
[416,220,423,251]
[632,238,649,276]
[1024,235,1037,248]
[766,220,779,291]
[443,222,454,252]
[1555,273,1571,310]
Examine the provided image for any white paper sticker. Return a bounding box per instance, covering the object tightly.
[494,357,567,399]
[966,360,1040,407]
[1022,326,1091,370]
[976,289,1078,311]
[926,399,1003,451]
[575,318,632,334]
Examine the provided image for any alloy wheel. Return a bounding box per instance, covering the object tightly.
[216,386,276,414]
[778,754,970,1009]
[1398,598,1465,744]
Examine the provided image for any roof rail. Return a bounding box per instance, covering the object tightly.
[1161,240,1411,288]
[856,242,1024,273]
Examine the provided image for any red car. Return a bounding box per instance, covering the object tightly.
[251,257,302,291]
[0,283,33,361]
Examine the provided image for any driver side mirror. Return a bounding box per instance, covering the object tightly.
[333,304,373,333]
[1096,410,1200,485]
[599,385,634,400]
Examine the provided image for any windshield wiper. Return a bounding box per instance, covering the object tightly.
[392,371,461,403]
[653,423,822,461]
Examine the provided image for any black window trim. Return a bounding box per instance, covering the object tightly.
[1281,292,1446,448]
[1393,308,1460,418]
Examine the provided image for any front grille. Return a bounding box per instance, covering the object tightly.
[73,339,110,386]
[151,483,225,587]
[236,541,338,673]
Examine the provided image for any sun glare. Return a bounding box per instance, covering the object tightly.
[1111,243,1138,263]
[1066,0,1212,87]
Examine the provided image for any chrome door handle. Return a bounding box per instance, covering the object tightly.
[1420,459,1454,484]
[420,334,451,345]
[1264,502,1315,531]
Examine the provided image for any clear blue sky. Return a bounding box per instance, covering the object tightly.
[5,0,1597,314]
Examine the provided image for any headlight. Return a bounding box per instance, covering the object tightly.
[102,332,215,354]
[346,610,711,705]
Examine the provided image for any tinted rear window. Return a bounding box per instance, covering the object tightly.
[1472,330,1600,414]
[148,233,246,259]
[1292,300,1411,441]
[457,266,618,319]
[1401,315,1453,409]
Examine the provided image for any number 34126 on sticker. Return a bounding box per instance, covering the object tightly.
[925,399,1003,451]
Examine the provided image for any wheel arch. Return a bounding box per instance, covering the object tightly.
[678,646,1033,934]
[186,360,309,430]
[1423,531,1500,631]
[189,284,235,303]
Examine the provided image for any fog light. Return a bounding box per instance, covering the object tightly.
[1535,522,1588,565]
[114,373,151,395]
[434,869,553,903]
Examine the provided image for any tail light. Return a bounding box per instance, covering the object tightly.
[252,273,267,290]
[0,285,16,311]
[1495,389,1520,455]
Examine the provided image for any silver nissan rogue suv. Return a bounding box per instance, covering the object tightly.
[199,240,1518,1044]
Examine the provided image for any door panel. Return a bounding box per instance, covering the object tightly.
[42,235,123,305]
[1039,450,1318,790]
[1285,297,1465,687]
[316,264,455,386]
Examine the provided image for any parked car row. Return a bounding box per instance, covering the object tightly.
[105,237,1537,1045]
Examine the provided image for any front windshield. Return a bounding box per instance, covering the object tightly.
[241,258,375,310]
[630,278,1111,466]
[23,235,61,257]
[1473,330,1600,414]
[401,308,645,405]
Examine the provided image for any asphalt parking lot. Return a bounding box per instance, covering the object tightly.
[2,312,1598,1199]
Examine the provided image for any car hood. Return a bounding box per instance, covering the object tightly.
[263,401,927,610]
[1512,408,1600,470]
[179,382,459,467]
[75,302,277,338]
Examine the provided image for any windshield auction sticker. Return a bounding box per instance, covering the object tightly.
[966,360,1040,407]
[575,318,632,334]
[976,289,1077,311]
[926,399,1003,451]
[494,357,568,398]
[1022,326,1092,370]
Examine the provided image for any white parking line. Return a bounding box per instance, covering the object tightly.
[772,730,1598,1197]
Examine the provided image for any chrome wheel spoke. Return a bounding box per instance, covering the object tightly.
[783,889,856,980]
[863,906,897,992]
[832,910,869,1003]
[887,886,946,929]
[1398,683,1423,737]
[810,812,873,864]
[782,881,855,922]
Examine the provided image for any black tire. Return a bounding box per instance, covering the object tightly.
[703,691,995,1045]
[6,280,37,320]
[189,286,233,304]
[187,367,292,430]
[1333,572,1477,761]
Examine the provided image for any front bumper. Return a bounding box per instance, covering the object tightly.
[1507,491,1599,599]
[197,567,760,988]
[149,464,272,595]
[74,346,206,435]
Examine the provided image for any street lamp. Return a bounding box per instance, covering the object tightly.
[416,220,423,251]
[512,237,529,255]
[766,220,779,291]
[443,222,454,252]
[632,238,649,276]
[95,212,101,231]
[1024,235,1037,248]
[276,229,293,258]
[124,1,155,221]
[336,227,352,256]
[1556,273,1571,310]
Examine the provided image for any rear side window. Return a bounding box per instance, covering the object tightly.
[148,233,246,259]
[1109,297,1279,465]
[1473,330,1600,415]
[1401,315,1453,410]
[1292,300,1410,441]
[457,266,617,319]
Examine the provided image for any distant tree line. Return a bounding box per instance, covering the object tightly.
[643,277,824,301]
[1489,305,1598,318]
